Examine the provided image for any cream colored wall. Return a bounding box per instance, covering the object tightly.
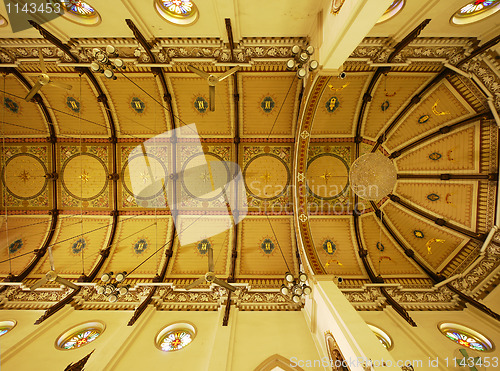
[0,306,323,371]
[360,306,500,371]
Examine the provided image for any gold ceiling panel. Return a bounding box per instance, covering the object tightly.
[57,143,112,210]
[239,74,298,138]
[33,216,111,277]
[168,216,232,277]
[396,124,477,172]
[363,73,432,139]
[36,75,108,137]
[360,214,424,277]
[237,217,295,277]
[117,142,170,210]
[395,181,476,229]
[311,74,370,137]
[100,75,170,137]
[0,216,51,276]
[385,82,473,150]
[240,144,292,212]
[102,216,172,278]
[2,76,48,136]
[308,217,365,276]
[382,202,467,271]
[169,75,233,137]
[0,143,51,210]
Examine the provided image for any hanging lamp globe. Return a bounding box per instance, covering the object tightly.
[349,152,397,200]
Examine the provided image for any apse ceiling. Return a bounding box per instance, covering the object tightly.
[0,0,499,320]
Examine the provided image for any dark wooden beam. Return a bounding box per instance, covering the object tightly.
[370,202,444,283]
[456,34,500,68]
[389,194,486,241]
[27,20,78,63]
[387,19,431,63]
[125,19,156,63]
[398,173,497,181]
[380,287,417,326]
[127,286,156,326]
[446,283,500,322]
[389,111,491,159]
[35,287,81,325]
[225,18,236,63]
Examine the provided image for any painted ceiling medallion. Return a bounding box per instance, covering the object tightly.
[429,152,442,161]
[427,193,440,201]
[131,97,146,114]
[261,96,275,113]
[155,0,199,25]
[4,97,19,114]
[451,0,500,24]
[376,242,385,252]
[325,96,340,113]
[71,238,86,254]
[323,239,336,255]
[413,230,424,239]
[261,238,275,254]
[197,239,211,255]
[60,0,101,26]
[8,239,23,254]
[134,238,148,254]
[66,97,80,113]
[194,96,208,113]
[418,115,430,124]
[381,100,390,111]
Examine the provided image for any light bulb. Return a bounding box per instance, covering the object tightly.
[104,284,115,295]
[292,294,301,303]
[285,272,294,283]
[118,285,129,295]
[309,60,319,71]
[280,284,289,295]
[306,45,314,55]
[286,59,296,70]
[90,62,102,73]
[113,58,125,69]
[115,271,127,282]
[293,285,303,296]
[101,272,112,282]
[303,285,312,295]
[291,45,301,55]
[108,294,118,303]
[104,69,115,79]
[96,285,104,295]
[299,272,308,282]
[299,52,309,63]
[297,68,307,79]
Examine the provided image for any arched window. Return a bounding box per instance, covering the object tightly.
[56,322,105,350]
[368,324,393,350]
[439,323,493,352]
[155,0,199,25]
[59,0,101,26]
[451,0,500,24]
[155,322,196,352]
[0,320,16,336]
[377,0,405,24]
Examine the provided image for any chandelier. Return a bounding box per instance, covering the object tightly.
[95,271,130,302]
[280,272,312,303]
[349,153,397,200]
[286,45,319,79]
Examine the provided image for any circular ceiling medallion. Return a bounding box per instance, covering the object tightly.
[349,152,397,201]
[180,152,230,202]
[61,153,108,201]
[60,0,101,26]
[243,153,290,201]
[451,0,500,25]
[376,0,405,24]
[122,153,168,201]
[306,153,349,201]
[155,0,199,26]
[2,153,48,200]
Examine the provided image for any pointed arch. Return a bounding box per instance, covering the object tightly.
[254,354,305,371]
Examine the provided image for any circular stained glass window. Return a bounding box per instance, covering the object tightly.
[439,323,493,352]
[377,0,405,24]
[0,320,16,336]
[56,321,105,350]
[368,324,393,350]
[155,0,199,25]
[155,322,196,352]
[59,0,101,26]
[451,0,500,24]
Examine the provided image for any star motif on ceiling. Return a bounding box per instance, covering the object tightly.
[260,171,271,184]
[79,170,90,183]
[17,170,31,183]
[200,170,211,183]
[297,172,305,182]
[300,130,310,140]
[320,171,332,183]
[299,213,308,223]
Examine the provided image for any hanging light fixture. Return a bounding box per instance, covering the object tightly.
[90,45,126,79]
[280,271,312,303]
[286,44,319,79]
[349,152,397,200]
[96,272,130,302]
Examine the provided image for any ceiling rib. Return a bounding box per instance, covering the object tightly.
[35,286,81,325]
[388,194,486,241]
[389,111,492,159]
[354,200,417,326]
[397,173,498,180]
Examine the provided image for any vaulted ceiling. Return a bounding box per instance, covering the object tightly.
[0,0,499,319]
